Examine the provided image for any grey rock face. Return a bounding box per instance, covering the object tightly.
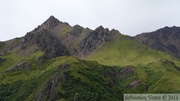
[73,26,120,57]
[134,26,180,58]
[69,25,84,36]
[21,29,69,58]
[32,16,64,33]
[41,16,61,29]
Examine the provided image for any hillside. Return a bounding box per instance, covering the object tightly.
[134,26,180,58]
[0,16,180,101]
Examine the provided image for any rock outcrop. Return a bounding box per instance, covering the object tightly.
[11,61,31,70]
[33,64,70,101]
[117,66,135,78]
[73,26,121,57]
[61,24,88,49]
[126,80,141,89]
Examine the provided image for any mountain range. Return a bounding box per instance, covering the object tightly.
[0,16,180,101]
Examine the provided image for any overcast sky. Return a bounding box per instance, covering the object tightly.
[1,0,180,41]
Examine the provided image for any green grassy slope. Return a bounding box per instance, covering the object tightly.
[57,61,123,101]
[85,35,180,93]
[86,35,178,66]
[145,59,180,93]
[0,53,124,101]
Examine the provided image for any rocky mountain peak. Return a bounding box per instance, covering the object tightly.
[48,15,57,20]
[73,25,83,30]
[95,25,104,33]
[73,25,84,31]
[31,16,71,33]
[41,15,61,29]
[110,29,120,34]
[68,25,84,36]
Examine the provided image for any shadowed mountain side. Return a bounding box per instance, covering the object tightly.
[134,26,180,58]
[21,29,69,58]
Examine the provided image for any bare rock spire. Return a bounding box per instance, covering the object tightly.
[41,15,61,29]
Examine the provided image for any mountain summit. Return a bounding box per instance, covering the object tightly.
[41,15,61,29]
[33,16,69,33]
